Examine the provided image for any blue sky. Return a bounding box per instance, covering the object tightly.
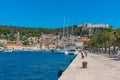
[0,0,120,28]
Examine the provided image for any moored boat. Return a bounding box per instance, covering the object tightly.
[4,49,13,52]
[65,49,78,55]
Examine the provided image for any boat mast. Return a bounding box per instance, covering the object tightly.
[62,18,65,48]
[67,17,69,45]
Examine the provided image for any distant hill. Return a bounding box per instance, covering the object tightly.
[0,25,111,41]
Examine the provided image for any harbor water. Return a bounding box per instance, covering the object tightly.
[0,51,75,80]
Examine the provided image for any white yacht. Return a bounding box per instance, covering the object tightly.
[4,49,13,52]
[65,49,78,55]
[52,48,65,54]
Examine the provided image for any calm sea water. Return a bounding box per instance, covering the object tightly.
[0,51,75,80]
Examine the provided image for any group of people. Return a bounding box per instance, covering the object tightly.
[79,49,120,60]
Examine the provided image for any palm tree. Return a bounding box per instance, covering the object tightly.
[81,26,120,56]
[115,29,120,49]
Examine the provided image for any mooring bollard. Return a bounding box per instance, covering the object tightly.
[58,69,64,78]
[82,61,88,68]
[58,68,66,78]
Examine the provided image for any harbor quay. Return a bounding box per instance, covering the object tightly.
[59,53,120,80]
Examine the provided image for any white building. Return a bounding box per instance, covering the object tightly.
[42,34,56,40]
[78,23,109,28]
[0,38,7,44]
[4,43,22,50]
[22,44,40,51]
[28,36,40,44]
[4,43,41,51]
[0,47,4,50]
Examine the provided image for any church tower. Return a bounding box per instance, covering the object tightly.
[16,32,20,44]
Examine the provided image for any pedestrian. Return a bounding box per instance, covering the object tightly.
[81,52,84,59]
[85,51,87,57]
[117,50,120,60]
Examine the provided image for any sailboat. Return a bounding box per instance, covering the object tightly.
[60,18,78,55]
[64,27,78,55]
[65,49,78,55]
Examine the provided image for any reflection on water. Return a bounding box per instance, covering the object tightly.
[0,51,75,80]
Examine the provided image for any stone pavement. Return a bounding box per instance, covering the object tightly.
[58,53,120,80]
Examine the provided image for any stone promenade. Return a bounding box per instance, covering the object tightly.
[59,53,120,80]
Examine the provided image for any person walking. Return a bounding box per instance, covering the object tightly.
[117,49,120,60]
[84,50,87,57]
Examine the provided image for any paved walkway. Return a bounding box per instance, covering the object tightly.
[58,53,120,80]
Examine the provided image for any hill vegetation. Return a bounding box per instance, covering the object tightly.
[0,25,83,40]
[0,25,119,43]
